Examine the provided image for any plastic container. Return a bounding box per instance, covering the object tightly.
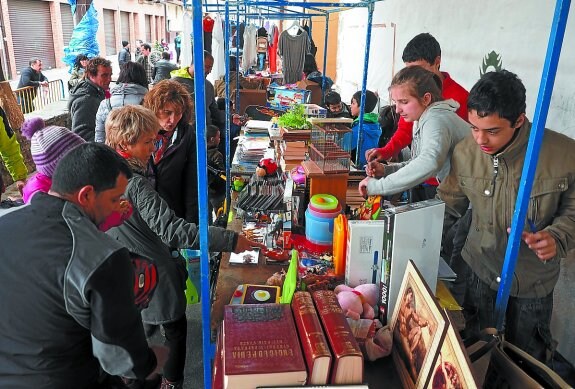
[305,208,336,245]
[332,214,348,276]
[307,203,342,219]
[309,193,339,211]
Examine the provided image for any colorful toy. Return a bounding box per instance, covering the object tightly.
[256,158,279,177]
[334,283,379,320]
[232,176,246,192]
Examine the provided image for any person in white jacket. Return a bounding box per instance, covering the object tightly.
[358,66,470,200]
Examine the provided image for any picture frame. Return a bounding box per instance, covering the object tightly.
[428,316,478,389]
[390,260,447,389]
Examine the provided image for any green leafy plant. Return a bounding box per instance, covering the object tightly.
[277,104,311,130]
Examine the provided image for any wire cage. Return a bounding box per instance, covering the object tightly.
[308,118,354,173]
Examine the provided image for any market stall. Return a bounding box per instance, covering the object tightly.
[184,1,571,388]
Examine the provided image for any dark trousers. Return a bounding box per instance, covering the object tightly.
[175,47,181,63]
[447,208,473,304]
[462,260,554,363]
[162,315,188,382]
[409,184,437,203]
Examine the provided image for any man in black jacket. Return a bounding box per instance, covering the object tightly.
[68,57,112,141]
[118,40,132,68]
[0,143,167,389]
[16,57,48,113]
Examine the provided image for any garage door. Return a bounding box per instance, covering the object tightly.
[104,9,117,55]
[61,3,74,47]
[8,0,56,72]
[120,11,130,44]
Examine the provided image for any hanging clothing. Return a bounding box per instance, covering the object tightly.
[203,14,215,54]
[238,22,245,49]
[181,11,193,68]
[278,29,310,84]
[268,24,279,74]
[302,25,317,57]
[242,24,258,71]
[210,13,225,83]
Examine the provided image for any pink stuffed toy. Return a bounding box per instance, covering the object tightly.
[334,284,379,320]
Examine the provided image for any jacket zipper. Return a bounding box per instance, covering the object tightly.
[492,155,499,228]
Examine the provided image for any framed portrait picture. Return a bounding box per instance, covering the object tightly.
[428,319,478,389]
[390,260,447,389]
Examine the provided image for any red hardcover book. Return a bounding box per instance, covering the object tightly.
[223,304,307,389]
[311,290,364,385]
[291,291,333,385]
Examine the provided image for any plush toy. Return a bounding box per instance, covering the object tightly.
[334,283,379,320]
[256,158,278,177]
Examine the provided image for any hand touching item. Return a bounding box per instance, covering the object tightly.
[233,233,266,253]
[358,177,373,198]
[365,161,385,178]
[365,148,384,163]
[15,179,26,194]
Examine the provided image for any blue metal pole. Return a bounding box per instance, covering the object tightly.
[321,14,329,102]
[224,0,231,223]
[355,3,374,166]
[494,0,571,330]
[235,8,241,112]
[190,0,212,387]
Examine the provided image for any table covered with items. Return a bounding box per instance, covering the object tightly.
[209,105,474,389]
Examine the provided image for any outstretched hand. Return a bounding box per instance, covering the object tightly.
[234,233,266,253]
[365,148,384,163]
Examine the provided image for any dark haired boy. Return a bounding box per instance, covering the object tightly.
[366,32,468,164]
[323,91,352,119]
[349,89,381,166]
[437,70,575,362]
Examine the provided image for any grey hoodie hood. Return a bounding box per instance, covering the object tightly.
[109,83,148,108]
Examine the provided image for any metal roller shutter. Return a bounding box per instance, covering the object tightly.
[104,9,117,55]
[145,15,152,43]
[61,3,74,47]
[8,0,56,72]
[120,12,130,44]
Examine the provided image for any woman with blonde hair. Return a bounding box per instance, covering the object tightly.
[105,105,260,388]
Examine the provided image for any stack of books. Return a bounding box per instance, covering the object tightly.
[215,292,364,388]
[231,139,272,174]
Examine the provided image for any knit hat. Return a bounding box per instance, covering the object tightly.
[21,117,85,177]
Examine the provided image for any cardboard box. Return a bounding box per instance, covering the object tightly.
[378,199,445,325]
[266,86,310,110]
[345,220,386,287]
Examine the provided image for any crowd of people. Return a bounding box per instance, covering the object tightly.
[0,30,574,389]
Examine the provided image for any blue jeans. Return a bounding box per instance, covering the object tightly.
[257,52,266,71]
[462,260,554,363]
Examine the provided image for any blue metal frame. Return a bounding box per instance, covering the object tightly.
[494,0,571,330]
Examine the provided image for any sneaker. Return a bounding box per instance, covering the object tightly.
[160,378,183,389]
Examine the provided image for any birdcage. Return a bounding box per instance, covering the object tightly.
[308,118,354,173]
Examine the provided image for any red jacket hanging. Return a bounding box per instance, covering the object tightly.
[268,25,279,73]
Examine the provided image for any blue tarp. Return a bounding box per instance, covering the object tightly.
[62,4,100,70]
[67,0,76,15]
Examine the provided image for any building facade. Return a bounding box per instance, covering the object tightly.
[0,0,184,79]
